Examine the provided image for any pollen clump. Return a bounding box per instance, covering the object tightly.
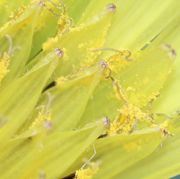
[58,13,72,34]
[9,5,26,20]
[75,163,99,179]
[42,36,58,51]
[30,111,52,130]
[56,76,68,87]
[107,52,131,73]
[108,104,149,135]
[0,52,10,83]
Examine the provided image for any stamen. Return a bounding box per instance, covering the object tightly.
[43,120,53,129]
[54,48,64,58]
[75,162,99,179]
[75,146,99,179]
[30,92,54,130]
[92,47,132,61]
[106,3,116,12]
[38,0,45,7]
[112,79,128,103]
[99,60,108,70]
[81,145,96,169]
[102,116,110,128]
[162,43,176,59]
[45,92,54,111]
[99,60,128,103]
[5,35,13,55]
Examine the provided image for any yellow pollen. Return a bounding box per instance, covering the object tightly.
[42,36,58,51]
[108,104,149,135]
[9,5,26,20]
[75,163,99,179]
[29,111,51,130]
[56,76,68,86]
[0,52,10,83]
[107,52,130,73]
[151,120,172,137]
[58,13,72,34]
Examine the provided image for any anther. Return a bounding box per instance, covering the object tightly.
[162,43,176,59]
[54,48,64,58]
[99,60,112,79]
[99,60,108,70]
[106,3,116,12]
[102,116,110,128]
[171,48,177,59]
[123,50,132,59]
[43,120,53,130]
[38,0,45,7]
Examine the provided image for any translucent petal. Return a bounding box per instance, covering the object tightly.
[0,123,103,178]
[37,64,103,131]
[117,125,180,178]
[151,20,180,113]
[0,4,40,84]
[78,0,180,51]
[0,52,58,142]
[116,45,174,107]
[0,0,30,26]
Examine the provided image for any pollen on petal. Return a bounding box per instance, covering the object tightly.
[9,5,26,20]
[0,52,10,83]
[58,13,72,34]
[30,111,52,130]
[75,162,99,179]
[56,76,68,87]
[108,104,150,135]
[42,37,58,51]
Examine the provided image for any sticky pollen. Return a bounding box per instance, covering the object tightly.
[98,60,112,79]
[108,104,149,135]
[159,121,173,137]
[58,14,72,34]
[92,47,132,61]
[56,76,68,87]
[42,37,58,51]
[29,111,52,130]
[75,162,99,179]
